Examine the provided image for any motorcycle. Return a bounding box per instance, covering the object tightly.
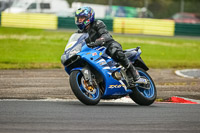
[61,33,157,105]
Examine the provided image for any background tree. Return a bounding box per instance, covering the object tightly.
[67,0,200,18]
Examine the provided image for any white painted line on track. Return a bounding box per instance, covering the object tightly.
[1,97,200,104]
[175,69,193,79]
[0,78,67,80]
[175,69,200,79]
[0,98,133,103]
[0,99,76,102]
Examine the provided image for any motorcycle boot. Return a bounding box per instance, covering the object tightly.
[126,63,148,86]
[106,42,147,86]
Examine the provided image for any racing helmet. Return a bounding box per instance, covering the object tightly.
[75,7,95,30]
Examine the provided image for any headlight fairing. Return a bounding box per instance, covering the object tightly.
[61,54,67,65]
[61,42,82,65]
[69,48,81,58]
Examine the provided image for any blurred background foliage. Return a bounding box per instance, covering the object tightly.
[67,0,200,18]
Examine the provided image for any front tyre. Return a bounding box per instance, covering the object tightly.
[70,71,101,105]
[129,68,157,106]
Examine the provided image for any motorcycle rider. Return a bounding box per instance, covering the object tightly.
[75,7,147,86]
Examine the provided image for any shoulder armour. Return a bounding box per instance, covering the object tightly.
[92,20,106,30]
[96,20,104,25]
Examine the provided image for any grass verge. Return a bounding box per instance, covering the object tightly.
[0,27,200,69]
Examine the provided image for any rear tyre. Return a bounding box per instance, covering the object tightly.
[129,67,157,106]
[70,71,101,105]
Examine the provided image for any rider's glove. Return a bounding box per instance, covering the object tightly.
[94,37,105,46]
[87,42,96,48]
[87,38,105,48]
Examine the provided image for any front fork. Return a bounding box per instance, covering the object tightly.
[81,66,93,86]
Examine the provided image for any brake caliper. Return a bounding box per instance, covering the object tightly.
[84,80,94,91]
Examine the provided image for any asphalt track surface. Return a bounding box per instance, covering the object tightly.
[0,100,200,133]
[0,69,200,100]
[0,69,200,133]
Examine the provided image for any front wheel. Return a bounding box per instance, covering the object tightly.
[129,67,157,106]
[69,71,101,105]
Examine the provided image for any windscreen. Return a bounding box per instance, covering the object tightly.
[65,33,87,51]
[67,33,83,44]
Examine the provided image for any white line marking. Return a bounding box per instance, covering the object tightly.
[0,98,134,103]
[175,69,200,79]
[1,97,199,104]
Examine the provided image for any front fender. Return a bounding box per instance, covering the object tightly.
[70,67,84,74]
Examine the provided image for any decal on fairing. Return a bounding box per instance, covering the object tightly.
[96,59,107,66]
[97,59,105,63]
[96,46,105,51]
[119,80,127,90]
[95,57,102,61]
[103,66,110,69]
[108,81,127,90]
[92,52,97,56]
[100,61,107,66]
[107,72,112,75]
[108,84,126,89]
[65,41,77,51]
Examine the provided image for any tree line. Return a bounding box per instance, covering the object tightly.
[67,0,200,18]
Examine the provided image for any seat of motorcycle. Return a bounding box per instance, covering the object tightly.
[123,50,137,58]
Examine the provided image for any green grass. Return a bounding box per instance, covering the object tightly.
[0,27,200,69]
[115,34,200,68]
[0,27,73,69]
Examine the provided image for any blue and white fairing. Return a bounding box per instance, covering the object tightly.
[61,33,141,97]
[78,46,134,97]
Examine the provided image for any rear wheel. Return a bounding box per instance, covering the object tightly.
[69,71,101,105]
[129,68,157,106]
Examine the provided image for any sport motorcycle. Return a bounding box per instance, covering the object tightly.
[61,33,157,105]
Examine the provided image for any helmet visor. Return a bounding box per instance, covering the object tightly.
[75,16,87,24]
